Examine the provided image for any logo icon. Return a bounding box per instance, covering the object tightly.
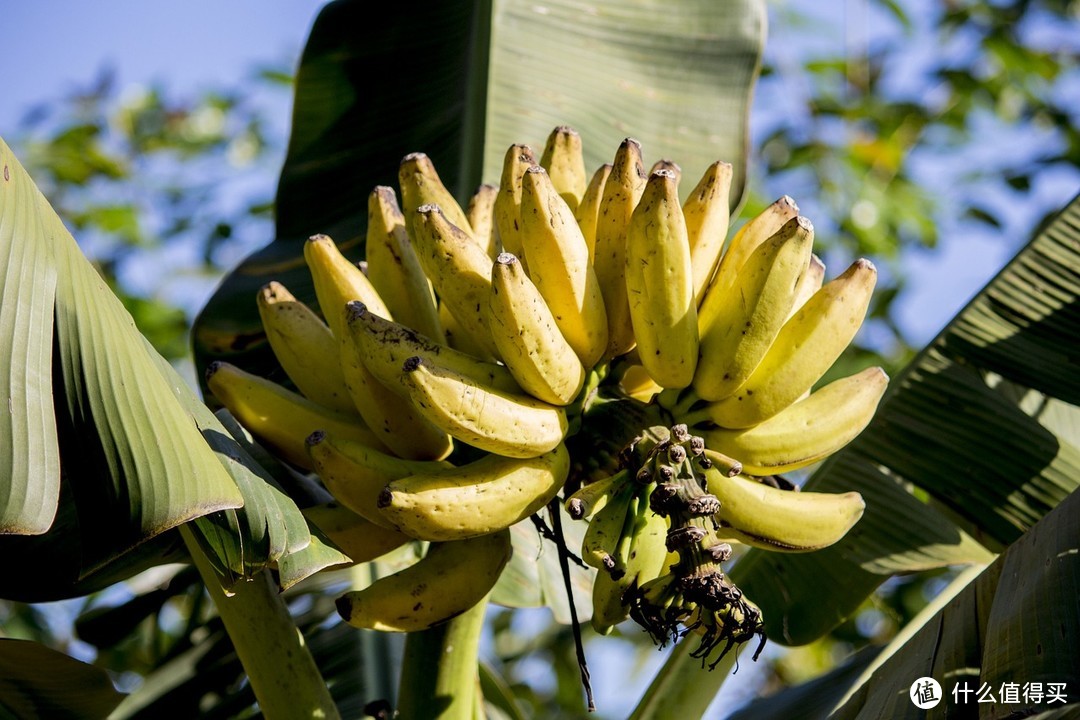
[910,677,943,709]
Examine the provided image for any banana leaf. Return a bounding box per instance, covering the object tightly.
[191,0,767,396]
[630,194,1080,718]
[0,638,125,719]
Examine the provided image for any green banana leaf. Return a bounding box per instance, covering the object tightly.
[191,0,767,396]
[0,136,343,600]
[0,638,125,719]
[630,195,1080,718]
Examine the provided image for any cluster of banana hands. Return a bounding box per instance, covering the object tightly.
[205,125,888,668]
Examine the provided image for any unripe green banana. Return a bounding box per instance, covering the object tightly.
[342,301,521,395]
[539,125,588,212]
[693,216,815,402]
[580,480,635,572]
[625,169,699,389]
[488,252,585,406]
[564,468,631,520]
[575,163,613,263]
[205,361,388,470]
[683,160,734,307]
[398,151,474,241]
[306,430,452,529]
[703,467,865,552]
[466,183,501,259]
[336,530,511,632]
[256,281,356,415]
[302,502,414,564]
[410,204,501,359]
[703,258,878,428]
[493,143,538,259]
[377,444,570,541]
[696,366,889,474]
[397,356,568,459]
[518,165,609,367]
[697,195,799,335]
[365,185,444,341]
[594,138,648,358]
[304,234,391,338]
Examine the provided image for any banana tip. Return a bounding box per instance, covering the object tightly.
[306,430,326,447]
[376,488,393,508]
[402,356,423,372]
[345,301,367,321]
[335,594,354,622]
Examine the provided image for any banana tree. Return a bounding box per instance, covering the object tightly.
[1,1,1077,719]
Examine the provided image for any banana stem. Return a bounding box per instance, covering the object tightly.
[180,526,340,720]
[396,596,489,720]
[627,635,738,720]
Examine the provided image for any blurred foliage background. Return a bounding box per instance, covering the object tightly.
[2,0,1077,717]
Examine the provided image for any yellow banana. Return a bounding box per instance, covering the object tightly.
[788,253,825,321]
[703,467,865,552]
[493,143,538,258]
[342,301,521,395]
[518,165,609,367]
[594,138,648,358]
[693,216,815,401]
[338,324,454,461]
[625,169,699,389]
[365,185,443,341]
[539,125,587,212]
[466,183,501,259]
[682,160,734,307]
[410,204,501,359]
[336,530,511,632]
[398,151,474,241]
[306,430,452,529]
[697,195,800,334]
[575,163,612,262]
[564,468,631,521]
[302,502,414,564]
[696,366,889,474]
[377,444,570,541]
[397,356,568,459]
[488,253,585,406]
[256,281,356,415]
[619,362,664,403]
[649,159,681,182]
[703,258,878,428]
[304,234,391,337]
[205,361,388,470]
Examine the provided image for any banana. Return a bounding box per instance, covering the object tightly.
[580,480,635,571]
[696,366,889,474]
[619,362,664,403]
[338,323,454,461]
[518,165,609,367]
[397,356,568,459]
[682,160,734,307]
[693,216,815,401]
[343,301,521,395]
[702,467,865,552]
[304,234,392,337]
[789,253,825,321]
[467,183,501,259]
[410,203,501,359]
[594,137,648,358]
[488,253,585,405]
[336,529,512,633]
[625,169,699,389]
[256,281,356,415]
[564,468,631,520]
[493,143,538,258]
[398,151,474,241]
[306,430,453,529]
[377,444,570,541]
[590,564,628,635]
[302,501,414,564]
[575,163,612,262]
[697,195,800,335]
[365,185,444,341]
[205,361,388,470]
[539,125,587,212]
[703,258,878,428]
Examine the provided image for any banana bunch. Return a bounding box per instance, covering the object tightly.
[205,125,888,662]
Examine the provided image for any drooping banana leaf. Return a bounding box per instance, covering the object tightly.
[631,195,1080,718]
[191,0,767,396]
[0,136,340,600]
[0,638,125,719]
